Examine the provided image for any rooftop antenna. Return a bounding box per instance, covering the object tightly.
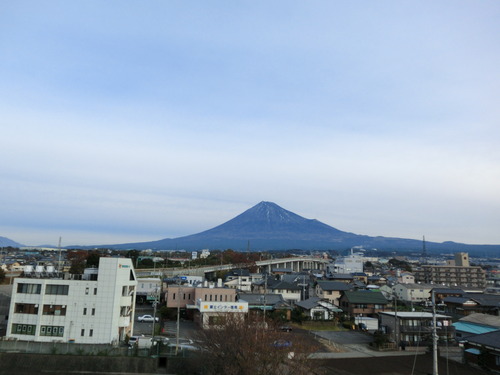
[57,237,62,272]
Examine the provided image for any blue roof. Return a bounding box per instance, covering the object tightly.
[453,321,500,335]
[465,348,481,355]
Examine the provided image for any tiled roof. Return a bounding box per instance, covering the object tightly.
[317,281,352,291]
[342,290,389,304]
[460,313,500,328]
[467,330,500,349]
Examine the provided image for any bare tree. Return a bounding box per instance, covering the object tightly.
[193,314,323,375]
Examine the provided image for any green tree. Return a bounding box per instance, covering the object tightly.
[86,251,100,268]
[67,250,88,274]
[0,267,6,284]
[291,308,307,324]
[140,258,154,268]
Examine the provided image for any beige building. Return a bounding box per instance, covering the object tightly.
[414,252,485,288]
[414,265,486,288]
[164,283,243,329]
[164,283,237,309]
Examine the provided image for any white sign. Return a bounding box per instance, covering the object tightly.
[197,301,248,313]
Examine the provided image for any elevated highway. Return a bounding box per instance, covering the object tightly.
[135,256,329,278]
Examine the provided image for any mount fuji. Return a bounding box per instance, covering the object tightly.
[86,201,500,253]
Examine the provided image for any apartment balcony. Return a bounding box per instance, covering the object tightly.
[399,325,455,335]
[120,296,132,306]
[118,316,131,327]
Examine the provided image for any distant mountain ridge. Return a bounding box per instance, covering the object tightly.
[85,201,500,254]
[0,236,24,248]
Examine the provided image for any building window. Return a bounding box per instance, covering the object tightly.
[81,329,85,336]
[83,308,87,315]
[40,325,64,337]
[89,329,93,337]
[92,308,95,316]
[85,287,89,295]
[43,305,67,316]
[14,303,39,314]
[12,324,36,335]
[173,293,176,300]
[17,283,41,294]
[94,288,97,295]
[45,284,69,295]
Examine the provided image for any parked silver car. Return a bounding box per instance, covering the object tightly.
[137,314,159,322]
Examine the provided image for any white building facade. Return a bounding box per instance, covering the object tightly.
[7,257,137,345]
[327,253,364,274]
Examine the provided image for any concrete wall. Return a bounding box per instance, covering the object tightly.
[0,352,158,374]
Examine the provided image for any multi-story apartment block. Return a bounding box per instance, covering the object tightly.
[414,265,486,288]
[413,253,485,288]
[7,257,137,345]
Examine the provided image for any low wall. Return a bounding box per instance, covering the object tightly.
[0,352,158,374]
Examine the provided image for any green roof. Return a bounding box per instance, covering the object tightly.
[343,291,389,304]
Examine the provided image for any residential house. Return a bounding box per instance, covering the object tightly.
[339,290,389,318]
[315,281,352,306]
[432,287,466,303]
[224,269,254,292]
[379,311,454,346]
[266,279,302,303]
[329,273,355,284]
[351,272,368,284]
[442,293,500,316]
[453,313,500,341]
[295,297,341,320]
[463,331,500,372]
[392,283,434,303]
[398,272,415,284]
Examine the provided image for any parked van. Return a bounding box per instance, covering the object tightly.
[128,335,154,349]
[137,336,154,349]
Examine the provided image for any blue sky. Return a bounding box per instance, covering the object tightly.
[1,1,499,247]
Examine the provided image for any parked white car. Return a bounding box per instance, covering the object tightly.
[137,314,159,323]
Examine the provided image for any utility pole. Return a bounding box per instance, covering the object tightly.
[175,282,182,356]
[57,237,62,272]
[262,273,268,326]
[393,292,399,347]
[432,290,439,375]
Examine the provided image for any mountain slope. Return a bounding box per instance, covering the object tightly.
[0,236,24,248]
[84,201,500,254]
[95,201,399,251]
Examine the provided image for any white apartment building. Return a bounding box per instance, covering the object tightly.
[136,277,161,304]
[7,257,137,345]
[327,254,364,274]
[392,283,434,303]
